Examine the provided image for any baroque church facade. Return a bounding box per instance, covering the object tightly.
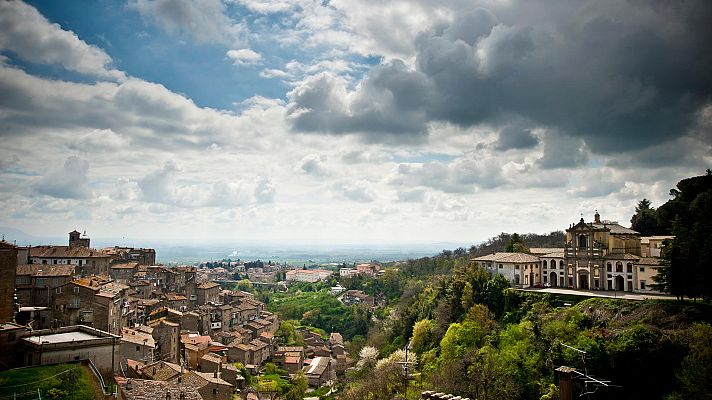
[477,211,669,293]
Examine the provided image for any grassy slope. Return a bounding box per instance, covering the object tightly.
[0,363,96,400]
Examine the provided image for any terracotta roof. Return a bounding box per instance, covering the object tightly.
[118,378,202,400]
[200,353,223,364]
[197,281,221,289]
[529,248,565,255]
[304,356,329,376]
[474,252,541,263]
[16,264,75,277]
[111,262,139,269]
[637,257,664,266]
[182,371,233,388]
[72,276,113,289]
[284,356,300,364]
[605,253,640,260]
[30,245,109,258]
[591,222,639,235]
[122,328,156,347]
[100,282,129,295]
[140,361,182,381]
[181,335,211,345]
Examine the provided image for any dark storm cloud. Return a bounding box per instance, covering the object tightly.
[495,123,539,150]
[287,0,712,159]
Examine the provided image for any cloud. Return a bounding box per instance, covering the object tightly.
[0,1,125,80]
[568,169,624,198]
[299,154,330,177]
[226,48,262,66]
[537,132,589,169]
[285,0,712,158]
[287,62,432,141]
[67,129,130,152]
[333,181,375,202]
[138,160,180,204]
[397,188,426,203]
[391,154,507,194]
[254,178,275,203]
[131,0,246,47]
[496,123,539,150]
[34,156,92,199]
[0,64,250,151]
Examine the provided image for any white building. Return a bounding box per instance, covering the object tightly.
[286,269,333,283]
[474,252,542,287]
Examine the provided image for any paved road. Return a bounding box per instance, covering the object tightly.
[517,287,677,301]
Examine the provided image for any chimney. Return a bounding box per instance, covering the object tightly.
[556,366,575,400]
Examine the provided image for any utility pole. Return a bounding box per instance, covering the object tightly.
[397,340,416,399]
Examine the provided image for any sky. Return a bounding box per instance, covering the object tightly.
[0,0,710,247]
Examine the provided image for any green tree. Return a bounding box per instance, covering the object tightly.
[654,174,712,299]
[504,233,529,253]
[630,198,661,235]
[411,319,435,354]
[284,372,308,400]
[674,323,712,399]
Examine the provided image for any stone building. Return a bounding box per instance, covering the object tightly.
[149,319,181,364]
[0,322,30,370]
[20,325,120,377]
[196,282,221,306]
[102,246,157,266]
[52,277,129,335]
[476,212,669,293]
[0,241,18,322]
[121,327,157,365]
[474,252,542,286]
[110,262,139,284]
[564,211,641,291]
[15,264,74,308]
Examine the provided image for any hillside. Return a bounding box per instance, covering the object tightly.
[0,363,102,400]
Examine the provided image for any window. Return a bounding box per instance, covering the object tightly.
[53,259,57,264]
[212,389,217,395]
[616,262,623,273]
[543,275,548,283]
[559,260,564,269]
[55,287,62,294]
[136,345,140,351]
[498,264,503,269]
[640,280,646,290]
[543,260,548,269]
[578,234,587,248]
[515,265,519,270]
[607,263,612,272]
[73,287,80,294]
[42,260,47,264]
[594,268,599,277]
[640,267,645,272]
[627,263,633,273]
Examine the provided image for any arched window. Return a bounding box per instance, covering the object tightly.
[559,260,564,269]
[543,260,548,269]
[627,263,633,273]
[616,262,623,273]
[578,234,587,248]
[607,262,612,272]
